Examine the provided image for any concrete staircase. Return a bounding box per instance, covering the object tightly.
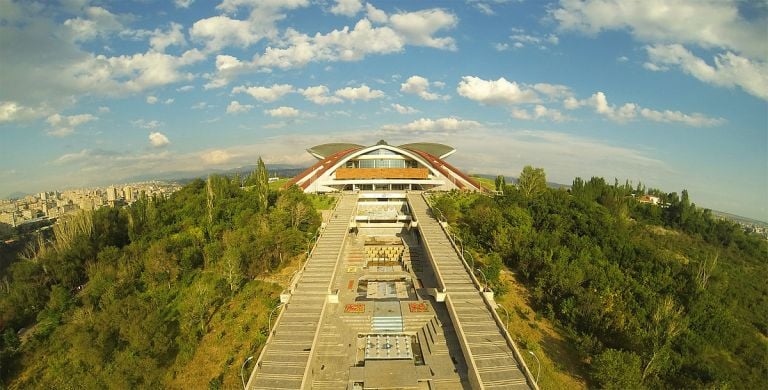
[247,194,358,390]
[407,193,533,390]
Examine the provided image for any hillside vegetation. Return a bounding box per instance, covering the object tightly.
[433,168,767,389]
[0,160,324,388]
[1,163,765,389]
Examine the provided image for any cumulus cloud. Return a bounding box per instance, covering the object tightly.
[232,83,294,102]
[46,113,97,137]
[639,108,726,127]
[301,85,343,105]
[334,84,385,101]
[391,103,418,114]
[366,3,388,23]
[457,76,540,105]
[226,100,253,114]
[400,75,449,100]
[551,0,767,99]
[201,149,234,165]
[202,6,457,84]
[509,30,559,49]
[565,91,724,126]
[98,106,110,113]
[389,9,458,50]
[63,6,124,42]
[551,0,765,58]
[149,22,186,53]
[330,0,363,17]
[265,106,300,117]
[381,117,481,135]
[146,96,158,104]
[148,132,170,147]
[0,101,50,123]
[190,16,266,52]
[190,1,308,52]
[511,105,570,122]
[645,44,768,100]
[177,85,194,92]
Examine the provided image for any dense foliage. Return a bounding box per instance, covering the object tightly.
[0,169,322,388]
[434,168,767,389]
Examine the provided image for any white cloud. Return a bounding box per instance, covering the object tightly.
[254,19,404,69]
[146,96,158,104]
[551,0,765,59]
[566,91,724,126]
[132,119,162,129]
[457,76,540,105]
[191,102,211,110]
[494,42,510,51]
[232,83,294,102]
[301,85,343,105]
[532,83,573,100]
[98,106,110,113]
[330,0,363,17]
[551,0,767,98]
[645,44,768,100]
[0,101,49,123]
[164,98,174,105]
[335,84,385,101]
[175,0,194,8]
[639,108,726,127]
[265,106,300,117]
[400,75,449,100]
[366,3,388,24]
[475,3,495,15]
[190,16,266,52]
[149,22,186,53]
[511,105,570,122]
[149,132,170,147]
[177,85,194,92]
[46,113,97,137]
[201,149,234,165]
[381,117,481,135]
[63,6,124,42]
[226,100,253,114]
[391,103,418,114]
[509,31,559,49]
[190,1,309,52]
[389,9,458,50]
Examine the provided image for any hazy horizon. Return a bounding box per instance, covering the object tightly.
[1,0,766,220]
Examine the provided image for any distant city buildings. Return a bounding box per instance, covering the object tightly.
[0,181,181,227]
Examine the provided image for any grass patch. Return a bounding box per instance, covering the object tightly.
[471,176,497,191]
[308,194,337,210]
[497,268,588,389]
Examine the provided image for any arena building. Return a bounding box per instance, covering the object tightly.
[286,140,484,193]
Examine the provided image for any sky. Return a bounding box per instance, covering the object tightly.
[0,0,766,220]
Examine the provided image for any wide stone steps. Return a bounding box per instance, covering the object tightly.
[408,194,533,390]
[248,194,358,390]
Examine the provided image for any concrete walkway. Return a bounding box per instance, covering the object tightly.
[408,193,534,390]
[247,194,357,390]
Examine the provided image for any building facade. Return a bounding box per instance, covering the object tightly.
[286,140,484,193]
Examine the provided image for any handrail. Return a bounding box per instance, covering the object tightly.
[426,196,539,389]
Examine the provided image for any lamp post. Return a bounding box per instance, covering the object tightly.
[268,302,284,336]
[497,303,510,331]
[240,355,253,389]
[475,268,489,292]
[528,350,541,385]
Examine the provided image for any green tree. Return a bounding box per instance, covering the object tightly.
[518,166,546,198]
[494,175,506,192]
[593,348,644,389]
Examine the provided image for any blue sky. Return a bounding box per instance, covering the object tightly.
[0,0,766,220]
